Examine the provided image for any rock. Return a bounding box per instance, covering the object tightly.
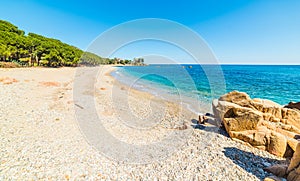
[284,102,300,111]
[205,112,214,117]
[287,139,299,152]
[287,171,300,181]
[268,132,287,157]
[230,129,268,148]
[212,99,220,119]
[223,107,263,132]
[283,143,295,158]
[198,115,205,124]
[282,109,300,129]
[262,162,272,168]
[253,98,282,108]
[212,91,300,157]
[264,175,285,181]
[252,98,282,119]
[213,100,263,129]
[264,164,287,177]
[218,91,252,107]
[287,143,300,173]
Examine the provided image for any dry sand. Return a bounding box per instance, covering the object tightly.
[0,66,284,180]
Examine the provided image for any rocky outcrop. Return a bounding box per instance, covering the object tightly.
[212,91,300,157]
[213,91,300,180]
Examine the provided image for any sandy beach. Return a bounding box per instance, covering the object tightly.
[0,66,285,180]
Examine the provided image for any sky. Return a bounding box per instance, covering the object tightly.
[0,0,299,64]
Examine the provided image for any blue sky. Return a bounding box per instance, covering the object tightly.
[0,0,299,64]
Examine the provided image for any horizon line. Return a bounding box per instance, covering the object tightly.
[146,63,300,66]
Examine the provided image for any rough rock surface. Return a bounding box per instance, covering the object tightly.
[286,144,300,181]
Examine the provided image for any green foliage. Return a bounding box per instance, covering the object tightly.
[132,58,144,65]
[80,52,109,66]
[0,20,131,67]
[0,20,24,35]
[27,32,83,66]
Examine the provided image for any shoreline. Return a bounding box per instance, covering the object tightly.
[110,66,212,115]
[94,65,197,130]
[108,66,201,114]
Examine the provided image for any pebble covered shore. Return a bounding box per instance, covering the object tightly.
[0,67,285,180]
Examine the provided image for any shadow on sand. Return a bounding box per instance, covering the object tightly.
[190,118,286,180]
[223,147,285,180]
[191,118,229,138]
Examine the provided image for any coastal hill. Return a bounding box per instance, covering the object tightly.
[0,20,133,67]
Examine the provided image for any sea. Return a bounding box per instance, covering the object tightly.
[111,64,300,114]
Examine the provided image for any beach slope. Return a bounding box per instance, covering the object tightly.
[0,66,284,180]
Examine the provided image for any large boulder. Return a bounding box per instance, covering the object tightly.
[213,91,300,157]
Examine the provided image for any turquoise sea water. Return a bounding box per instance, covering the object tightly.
[111,65,300,113]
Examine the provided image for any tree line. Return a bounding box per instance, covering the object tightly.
[0,20,132,67]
